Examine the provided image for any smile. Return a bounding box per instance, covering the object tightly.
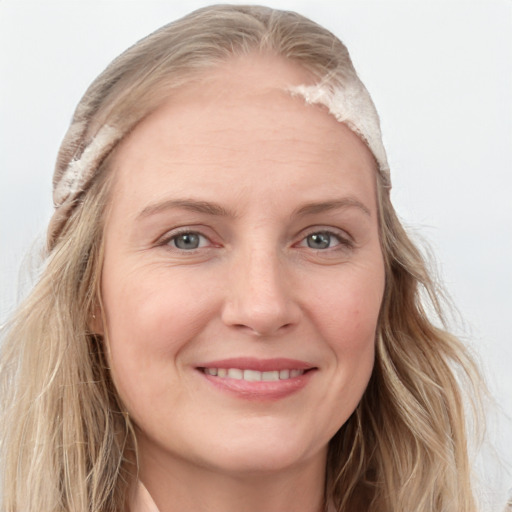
[196,358,316,400]
[201,368,305,381]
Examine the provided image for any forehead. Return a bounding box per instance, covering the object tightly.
[167,53,318,104]
[108,54,378,209]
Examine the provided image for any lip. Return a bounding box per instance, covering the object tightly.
[195,357,317,401]
[197,357,314,372]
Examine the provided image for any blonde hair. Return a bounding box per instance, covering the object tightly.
[0,5,483,511]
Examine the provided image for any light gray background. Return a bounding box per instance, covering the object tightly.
[1,0,511,508]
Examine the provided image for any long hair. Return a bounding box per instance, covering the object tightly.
[0,5,483,511]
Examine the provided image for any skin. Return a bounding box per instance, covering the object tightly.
[98,55,385,512]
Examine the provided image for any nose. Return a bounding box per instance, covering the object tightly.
[221,247,301,337]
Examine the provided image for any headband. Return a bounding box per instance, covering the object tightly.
[49,80,390,246]
[289,82,390,187]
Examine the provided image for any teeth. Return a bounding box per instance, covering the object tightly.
[227,368,243,380]
[243,369,261,381]
[203,368,305,381]
[279,369,290,379]
[262,370,279,381]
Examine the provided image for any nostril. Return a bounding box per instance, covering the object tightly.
[232,321,295,337]
[221,283,302,336]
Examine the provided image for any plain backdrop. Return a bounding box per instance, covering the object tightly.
[1,0,511,508]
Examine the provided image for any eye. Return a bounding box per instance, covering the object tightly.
[306,232,334,249]
[170,231,209,250]
[297,230,352,251]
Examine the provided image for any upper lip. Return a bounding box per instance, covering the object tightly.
[196,357,316,372]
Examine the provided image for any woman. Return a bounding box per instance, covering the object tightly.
[0,5,483,512]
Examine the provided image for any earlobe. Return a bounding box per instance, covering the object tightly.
[89,307,105,336]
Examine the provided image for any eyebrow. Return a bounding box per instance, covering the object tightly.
[294,198,371,217]
[137,199,236,220]
[137,196,371,221]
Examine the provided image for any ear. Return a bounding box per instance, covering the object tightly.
[89,306,105,336]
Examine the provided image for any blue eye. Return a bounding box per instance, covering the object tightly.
[171,232,206,250]
[305,231,342,249]
[306,232,332,249]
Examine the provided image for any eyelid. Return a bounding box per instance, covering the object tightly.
[154,225,354,252]
[156,226,216,249]
[296,226,354,246]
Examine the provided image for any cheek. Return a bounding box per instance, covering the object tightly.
[100,267,213,404]
[103,266,209,352]
[311,261,384,417]
[317,275,382,429]
[314,265,384,351]
[325,292,378,384]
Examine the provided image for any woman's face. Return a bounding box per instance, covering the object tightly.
[99,55,385,480]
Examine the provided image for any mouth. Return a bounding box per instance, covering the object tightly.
[196,358,317,400]
[200,367,308,381]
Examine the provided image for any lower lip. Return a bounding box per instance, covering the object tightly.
[198,370,315,401]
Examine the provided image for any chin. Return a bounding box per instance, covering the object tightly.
[194,431,327,476]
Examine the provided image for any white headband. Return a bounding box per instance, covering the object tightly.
[53,124,122,207]
[52,82,390,216]
[289,82,390,186]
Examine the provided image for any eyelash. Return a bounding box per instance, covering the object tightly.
[159,229,212,251]
[158,227,353,253]
[297,229,353,251]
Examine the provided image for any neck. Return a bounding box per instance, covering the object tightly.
[136,447,327,512]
